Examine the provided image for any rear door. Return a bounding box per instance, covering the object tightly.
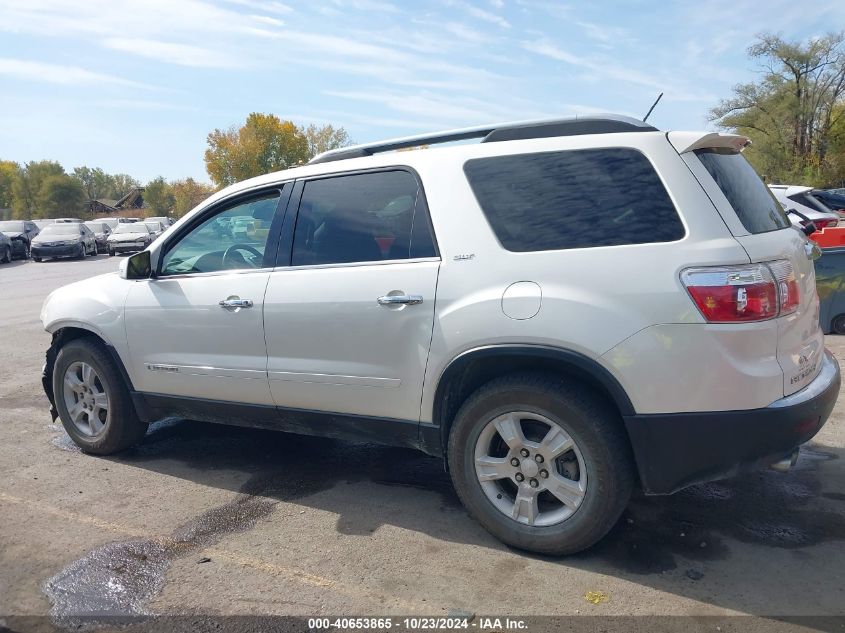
[677,139,824,396]
[263,168,440,421]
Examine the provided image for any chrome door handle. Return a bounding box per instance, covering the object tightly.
[377,294,423,306]
[219,298,253,309]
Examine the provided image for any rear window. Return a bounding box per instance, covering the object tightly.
[464,148,685,252]
[694,149,790,234]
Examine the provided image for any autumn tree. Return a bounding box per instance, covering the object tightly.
[205,114,351,187]
[171,178,215,217]
[303,123,351,158]
[711,32,845,185]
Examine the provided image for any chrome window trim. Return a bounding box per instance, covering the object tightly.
[272,256,440,273]
[149,267,274,282]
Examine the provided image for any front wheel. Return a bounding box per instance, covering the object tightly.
[1,245,10,263]
[448,373,634,555]
[833,314,845,335]
[33,256,42,262]
[52,338,148,454]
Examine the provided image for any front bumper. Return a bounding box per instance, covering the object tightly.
[109,242,146,253]
[32,244,81,258]
[624,349,840,494]
[10,239,28,257]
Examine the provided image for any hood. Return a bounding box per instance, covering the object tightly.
[33,234,80,244]
[0,231,24,239]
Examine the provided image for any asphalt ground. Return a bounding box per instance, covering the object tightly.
[1,254,844,632]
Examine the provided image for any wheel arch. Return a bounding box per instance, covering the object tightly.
[43,326,142,421]
[430,345,636,457]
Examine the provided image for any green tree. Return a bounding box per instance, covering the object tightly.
[0,160,21,210]
[12,160,65,218]
[171,178,215,217]
[111,174,140,199]
[204,114,351,187]
[36,174,87,218]
[303,123,352,158]
[710,32,845,185]
[144,176,176,216]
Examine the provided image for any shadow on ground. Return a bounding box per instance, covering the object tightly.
[48,417,845,619]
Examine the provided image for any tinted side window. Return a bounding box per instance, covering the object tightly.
[694,149,789,234]
[292,170,435,266]
[464,148,685,252]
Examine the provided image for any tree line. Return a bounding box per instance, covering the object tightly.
[0,117,349,221]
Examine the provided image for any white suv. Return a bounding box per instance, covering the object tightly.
[40,115,840,555]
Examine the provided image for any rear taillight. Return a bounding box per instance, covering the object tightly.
[813,218,838,230]
[681,260,799,323]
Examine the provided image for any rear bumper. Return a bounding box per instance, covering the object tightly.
[624,350,840,494]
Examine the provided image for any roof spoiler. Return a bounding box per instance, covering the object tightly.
[668,131,751,154]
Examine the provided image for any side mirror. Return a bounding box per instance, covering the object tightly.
[119,250,151,279]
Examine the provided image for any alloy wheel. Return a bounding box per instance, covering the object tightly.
[62,361,110,437]
[474,411,587,527]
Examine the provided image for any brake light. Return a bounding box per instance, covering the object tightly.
[681,260,800,322]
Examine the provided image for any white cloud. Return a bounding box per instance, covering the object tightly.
[464,3,510,28]
[221,0,293,15]
[0,57,153,89]
[522,39,714,102]
[102,38,242,68]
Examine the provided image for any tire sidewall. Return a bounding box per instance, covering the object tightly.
[449,382,628,553]
[833,314,845,335]
[52,341,122,451]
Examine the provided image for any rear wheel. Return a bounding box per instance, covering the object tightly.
[833,314,845,335]
[33,256,42,262]
[448,373,634,555]
[52,338,147,454]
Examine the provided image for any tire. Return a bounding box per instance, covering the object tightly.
[1,245,9,263]
[75,244,85,260]
[833,314,845,335]
[33,257,42,262]
[447,373,634,555]
[52,338,147,454]
[108,249,115,257]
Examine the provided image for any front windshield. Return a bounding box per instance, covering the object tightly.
[0,221,25,232]
[145,223,160,231]
[115,224,149,234]
[84,222,103,232]
[40,224,79,236]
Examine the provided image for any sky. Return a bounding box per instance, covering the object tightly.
[1,0,844,183]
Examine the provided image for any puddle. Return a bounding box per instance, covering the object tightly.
[43,475,278,628]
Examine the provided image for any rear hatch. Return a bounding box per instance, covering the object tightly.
[672,132,824,397]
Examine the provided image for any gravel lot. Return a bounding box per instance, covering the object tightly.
[1,255,844,631]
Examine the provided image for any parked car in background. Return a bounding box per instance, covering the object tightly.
[768,185,840,230]
[31,223,97,261]
[54,218,83,223]
[106,223,154,256]
[33,219,55,230]
[123,217,141,223]
[812,189,845,214]
[0,231,12,263]
[144,221,165,238]
[0,220,39,259]
[83,221,112,250]
[146,216,173,228]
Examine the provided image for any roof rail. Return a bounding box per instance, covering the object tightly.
[308,114,657,165]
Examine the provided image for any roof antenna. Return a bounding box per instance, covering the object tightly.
[643,92,663,122]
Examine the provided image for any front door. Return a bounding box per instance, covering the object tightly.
[264,169,440,421]
[124,189,285,405]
